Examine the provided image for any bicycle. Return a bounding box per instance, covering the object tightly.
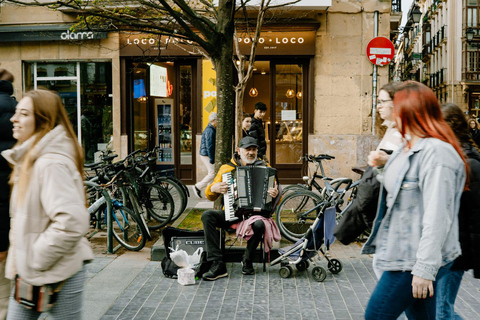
[276,176,355,242]
[275,154,361,242]
[85,151,174,231]
[283,154,360,216]
[130,146,189,223]
[85,177,148,251]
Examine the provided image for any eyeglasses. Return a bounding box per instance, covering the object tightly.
[378,99,393,106]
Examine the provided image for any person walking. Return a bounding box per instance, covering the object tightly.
[435,103,480,320]
[0,69,17,319]
[193,112,217,198]
[247,102,268,160]
[2,89,94,319]
[363,81,467,320]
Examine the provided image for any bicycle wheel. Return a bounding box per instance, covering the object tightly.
[157,178,187,222]
[281,184,310,197]
[143,184,175,230]
[84,181,108,230]
[275,190,324,242]
[111,204,146,251]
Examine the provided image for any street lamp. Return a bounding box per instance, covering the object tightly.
[411,6,422,24]
[466,27,475,42]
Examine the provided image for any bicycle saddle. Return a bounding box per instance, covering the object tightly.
[102,154,118,162]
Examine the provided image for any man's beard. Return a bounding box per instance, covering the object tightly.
[240,153,255,165]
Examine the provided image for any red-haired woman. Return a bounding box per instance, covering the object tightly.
[363,81,467,319]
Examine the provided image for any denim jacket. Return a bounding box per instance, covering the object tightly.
[199,123,216,164]
[362,138,465,280]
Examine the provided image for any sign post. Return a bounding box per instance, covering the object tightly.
[366,37,395,67]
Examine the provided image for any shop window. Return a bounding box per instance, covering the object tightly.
[23,61,112,163]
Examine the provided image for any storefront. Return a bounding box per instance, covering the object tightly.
[237,30,316,183]
[0,24,117,164]
[120,29,315,184]
[120,33,201,184]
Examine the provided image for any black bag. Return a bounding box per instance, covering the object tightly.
[161,227,205,278]
[334,166,380,245]
[161,256,180,278]
[194,250,212,279]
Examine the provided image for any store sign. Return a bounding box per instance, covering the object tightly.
[120,34,198,56]
[60,30,97,40]
[120,31,315,56]
[0,27,107,42]
[236,31,315,55]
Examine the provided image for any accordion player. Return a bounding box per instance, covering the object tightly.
[222,166,277,221]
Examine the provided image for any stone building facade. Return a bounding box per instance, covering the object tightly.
[0,0,398,183]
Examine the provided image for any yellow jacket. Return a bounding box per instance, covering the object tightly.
[205,154,268,201]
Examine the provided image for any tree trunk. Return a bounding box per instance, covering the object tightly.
[235,86,246,146]
[211,4,235,209]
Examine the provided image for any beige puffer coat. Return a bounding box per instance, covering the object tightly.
[1,125,94,286]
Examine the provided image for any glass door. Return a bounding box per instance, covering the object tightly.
[270,61,307,183]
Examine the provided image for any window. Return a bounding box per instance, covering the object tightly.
[24,61,113,163]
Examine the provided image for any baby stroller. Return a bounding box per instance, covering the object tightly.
[271,200,343,282]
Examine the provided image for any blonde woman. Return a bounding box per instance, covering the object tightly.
[2,89,93,319]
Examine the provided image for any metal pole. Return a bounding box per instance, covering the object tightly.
[372,11,379,135]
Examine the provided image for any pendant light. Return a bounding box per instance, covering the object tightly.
[286,65,295,98]
[249,72,259,97]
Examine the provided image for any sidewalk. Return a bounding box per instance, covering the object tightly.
[83,194,480,320]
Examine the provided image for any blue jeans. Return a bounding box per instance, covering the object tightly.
[436,262,465,320]
[365,271,436,320]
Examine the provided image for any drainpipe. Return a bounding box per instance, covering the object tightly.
[372,11,379,135]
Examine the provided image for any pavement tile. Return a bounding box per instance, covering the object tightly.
[89,242,480,320]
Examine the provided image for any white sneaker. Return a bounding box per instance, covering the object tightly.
[192,185,202,198]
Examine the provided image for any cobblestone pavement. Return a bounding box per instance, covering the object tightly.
[84,241,480,320]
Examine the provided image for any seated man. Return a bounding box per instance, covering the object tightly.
[201,136,280,281]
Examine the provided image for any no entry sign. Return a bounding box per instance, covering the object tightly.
[366,37,395,67]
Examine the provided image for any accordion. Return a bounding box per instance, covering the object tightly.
[222,166,277,221]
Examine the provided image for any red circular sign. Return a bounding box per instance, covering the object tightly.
[366,37,395,66]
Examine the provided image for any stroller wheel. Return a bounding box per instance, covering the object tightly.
[296,260,309,272]
[279,266,293,279]
[327,259,343,274]
[312,266,327,282]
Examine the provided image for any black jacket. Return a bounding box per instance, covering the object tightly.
[248,117,266,158]
[333,166,379,244]
[470,128,480,147]
[452,144,480,278]
[0,80,16,251]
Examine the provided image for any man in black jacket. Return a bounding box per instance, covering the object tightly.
[0,68,16,319]
[247,102,267,160]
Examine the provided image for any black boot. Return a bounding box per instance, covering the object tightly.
[202,260,227,281]
[242,256,255,275]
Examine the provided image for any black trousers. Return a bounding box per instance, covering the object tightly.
[201,210,265,262]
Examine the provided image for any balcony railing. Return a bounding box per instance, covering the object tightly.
[430,69,445,88]
[422,43,432,60]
